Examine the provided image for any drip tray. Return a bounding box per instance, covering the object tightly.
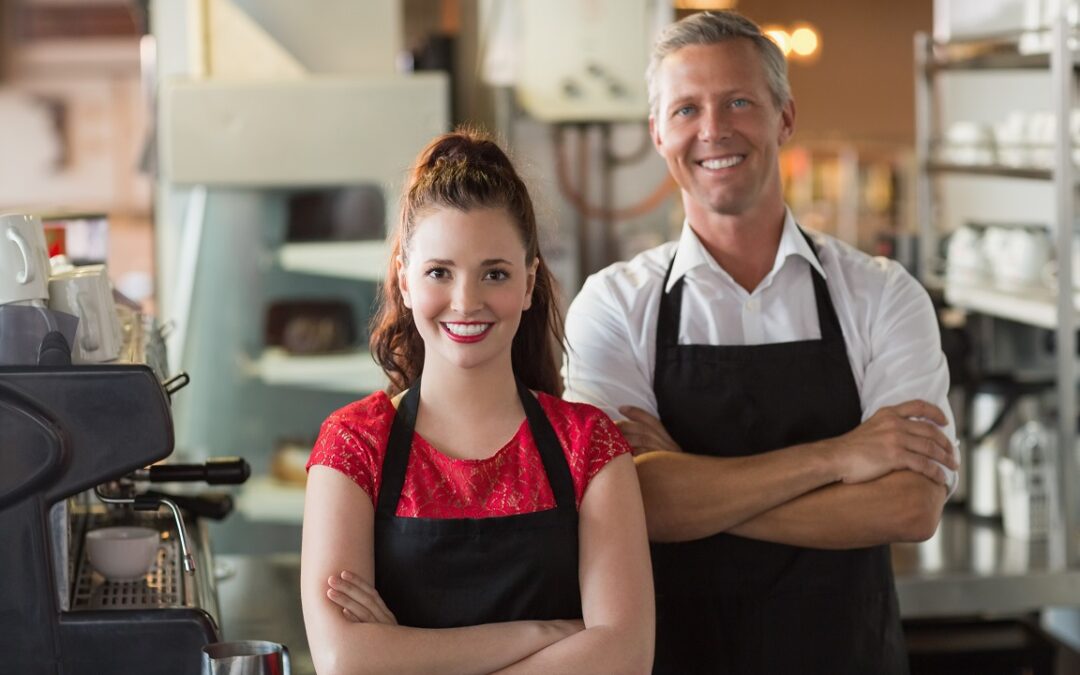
[72,528,186,611]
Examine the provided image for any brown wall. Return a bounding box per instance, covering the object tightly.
[737,0,932,144]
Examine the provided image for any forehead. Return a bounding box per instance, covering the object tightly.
[655,39,771,102]
[408,207,526,260]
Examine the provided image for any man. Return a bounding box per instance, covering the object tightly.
[562,11,959,675]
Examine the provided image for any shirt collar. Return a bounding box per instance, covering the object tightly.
[665,207,827,293]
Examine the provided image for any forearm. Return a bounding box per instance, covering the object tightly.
[634,443,838,542]
[494,624,652,675]
[728,470,948,549]
[310,619,571,675]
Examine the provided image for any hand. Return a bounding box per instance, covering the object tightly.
[820,400,957,485]
[616,406,683,457]
[327,570,398,625]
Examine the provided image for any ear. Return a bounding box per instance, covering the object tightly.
[396,255,412,309]
[523,258,540,311]
[777,98,796,146]
[649,114,663,152]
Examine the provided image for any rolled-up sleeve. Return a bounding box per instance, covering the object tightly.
[562,273,659,420]
[859,263,961,495]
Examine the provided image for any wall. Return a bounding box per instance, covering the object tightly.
[738,0,932,144]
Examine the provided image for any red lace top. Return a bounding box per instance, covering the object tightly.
[306,391,630,518]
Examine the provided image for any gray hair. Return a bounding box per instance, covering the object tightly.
[646,11,791,115]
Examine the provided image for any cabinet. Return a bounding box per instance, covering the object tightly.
[915,19,1079,574]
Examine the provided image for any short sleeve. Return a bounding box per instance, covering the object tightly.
[538,394,632,506]
[306,394,393,502]
[581,409,632,489]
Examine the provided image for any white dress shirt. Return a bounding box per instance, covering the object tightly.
[563,207,958,492]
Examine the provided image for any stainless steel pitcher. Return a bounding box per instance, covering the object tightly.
[201,640,291,675]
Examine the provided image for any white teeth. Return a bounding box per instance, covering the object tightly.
[444,323,490,336]
[700,156,744,169]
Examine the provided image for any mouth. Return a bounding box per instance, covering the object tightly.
[440,322,494,343]
[697,155,745,170]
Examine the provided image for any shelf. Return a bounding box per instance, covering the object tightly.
[235,475,305,525]
[161,74,449,186]
[278,240,388,281]
[252,347,387,393]
[925,162,1054,180]
[943,281,1080,329]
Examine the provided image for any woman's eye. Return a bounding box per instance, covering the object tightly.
[425,267,450,280]
[484,269,509,281]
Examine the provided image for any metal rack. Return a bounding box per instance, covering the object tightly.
[915,19,1080,574]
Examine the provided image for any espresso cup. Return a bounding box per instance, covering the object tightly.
[85,526,161,581]
[47,264,123,363]
[0,213,50,306]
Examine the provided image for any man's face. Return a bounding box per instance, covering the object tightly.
[650,39,795,222]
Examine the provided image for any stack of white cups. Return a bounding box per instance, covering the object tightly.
[0,212,122,363]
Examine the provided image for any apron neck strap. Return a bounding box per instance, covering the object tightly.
[376,376,578,516]
[658,225,845,348]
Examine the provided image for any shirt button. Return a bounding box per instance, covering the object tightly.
[746,299,758,311]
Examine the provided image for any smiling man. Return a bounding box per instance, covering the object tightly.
[562,11,959,675]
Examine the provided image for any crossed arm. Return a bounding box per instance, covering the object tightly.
[300,454,654,675]
[621,402,953,547]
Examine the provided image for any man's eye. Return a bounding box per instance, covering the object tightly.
[731,98,750,109]
[675,105,695,116]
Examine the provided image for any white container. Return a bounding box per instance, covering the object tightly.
[85,526,161,581]
[999,420,1054,540]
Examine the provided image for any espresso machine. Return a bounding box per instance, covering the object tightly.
[0,319,249,674]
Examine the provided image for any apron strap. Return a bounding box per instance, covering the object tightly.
[375,377,421,516]
[376,376,578,516]
[516,380,577,513]
[656,225,847,355]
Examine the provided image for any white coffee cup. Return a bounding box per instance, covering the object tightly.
[85,526,161,581]
[946,225,989,285]
[0,213,50,306]
[989,228,1050,291]
[47,264,123,363]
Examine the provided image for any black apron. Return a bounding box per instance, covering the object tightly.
[373,377,583,628]
[650,231,908,674]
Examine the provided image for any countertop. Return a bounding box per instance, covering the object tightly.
[215,508,1080,672]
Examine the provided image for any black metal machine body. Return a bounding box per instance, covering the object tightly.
[0,364,222,674]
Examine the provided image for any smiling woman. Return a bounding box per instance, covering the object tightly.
[299,129,654,675]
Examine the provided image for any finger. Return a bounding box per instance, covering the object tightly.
[345,573,397,625]
[898,421,959,468]
[327,575,388,623]
[342,607,360,623]
[891,400,947,426]
[900,452,949,485]
[327,588,378,622]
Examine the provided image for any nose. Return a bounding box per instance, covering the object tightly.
[698,106,731,143]
[451,278,483,315]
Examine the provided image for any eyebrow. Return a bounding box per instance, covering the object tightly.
[422,258,514,266]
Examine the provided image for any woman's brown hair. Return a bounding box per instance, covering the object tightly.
[369,128,565,397]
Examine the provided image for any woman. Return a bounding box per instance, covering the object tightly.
[301,129,654,675]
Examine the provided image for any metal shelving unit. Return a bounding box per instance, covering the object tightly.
[916,20,1080,575]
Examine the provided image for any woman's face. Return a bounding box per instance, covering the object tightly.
[398,207,538,375]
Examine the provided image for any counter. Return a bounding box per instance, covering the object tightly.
[215,509,1080,673]
[893,507,1080,618]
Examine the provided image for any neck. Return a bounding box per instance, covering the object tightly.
[684,196,787,293]
[416,353,522,424]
